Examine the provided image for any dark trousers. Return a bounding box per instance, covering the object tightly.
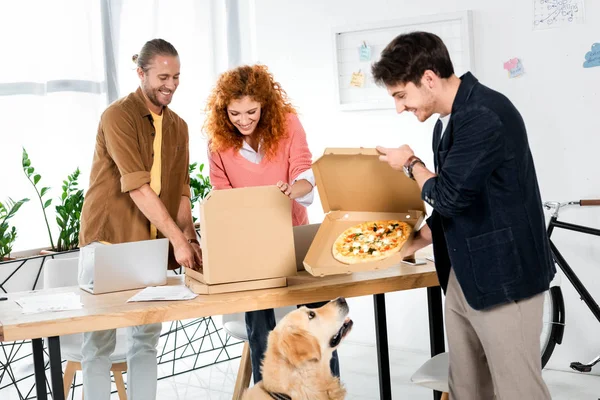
[245,301,340,383]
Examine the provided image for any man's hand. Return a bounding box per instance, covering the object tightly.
[173,240,199,270]
[400,224,433,260]
[190,242,203,268]
[376,145,415,170]
[130,185,196,266]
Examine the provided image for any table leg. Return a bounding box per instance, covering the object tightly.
[32,338,47,400]
[427,286,445,400]
[373,293,392,400]
[48,336,65,400]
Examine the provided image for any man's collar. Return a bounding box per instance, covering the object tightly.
[451,72,478,114]
[133,87,172,127]
[133,87,152,117]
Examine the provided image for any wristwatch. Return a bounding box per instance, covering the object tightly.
[187,238,200,245]
[403,156,425,180]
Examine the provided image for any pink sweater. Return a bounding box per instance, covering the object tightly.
[209,113,312,226]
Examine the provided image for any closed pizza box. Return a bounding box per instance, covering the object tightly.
[304,148,426,276]
[184,185,297,289]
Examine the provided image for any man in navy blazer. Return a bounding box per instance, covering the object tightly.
[373,32,554,399]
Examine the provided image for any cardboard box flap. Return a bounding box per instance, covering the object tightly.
[199,185,297,284]
[313,148,426,214]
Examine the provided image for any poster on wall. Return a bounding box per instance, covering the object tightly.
[533,0,585,30]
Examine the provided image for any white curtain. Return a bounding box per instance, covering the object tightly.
[0,0,108,251]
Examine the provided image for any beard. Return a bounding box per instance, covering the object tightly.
[417,88,437,122]
[142,81,171,108]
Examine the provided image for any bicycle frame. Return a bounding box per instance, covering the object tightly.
[547,213,600,325]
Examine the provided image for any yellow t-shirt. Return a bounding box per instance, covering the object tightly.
[149,110,163,239]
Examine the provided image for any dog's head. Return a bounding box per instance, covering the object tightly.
[271,297,353,367]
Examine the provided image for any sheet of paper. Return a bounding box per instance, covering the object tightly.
[16,292,83,314]
[359,43,372,61]
[533,0,585,30]
[350,71,365,88]
[127,285,198,302]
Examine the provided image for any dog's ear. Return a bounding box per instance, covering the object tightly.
[277,327,321,366]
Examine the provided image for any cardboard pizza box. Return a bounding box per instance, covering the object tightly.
[184,185,297,292]
[185,267,287,294]
[304,148,426,276]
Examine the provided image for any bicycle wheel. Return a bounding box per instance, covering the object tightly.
[540,286,565,368]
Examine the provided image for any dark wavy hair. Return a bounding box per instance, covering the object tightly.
[372,31,454,87]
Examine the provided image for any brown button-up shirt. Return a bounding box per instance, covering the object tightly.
[80,87,190,269]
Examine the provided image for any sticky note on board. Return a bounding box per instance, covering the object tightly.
[350,71,365,88]
[503,58,525,78]
[359,43,372,61]
[583,43,600,68]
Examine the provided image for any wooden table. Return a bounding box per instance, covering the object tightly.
[0,261,444,400]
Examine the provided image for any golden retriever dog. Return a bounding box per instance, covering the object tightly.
[242,297,353,400]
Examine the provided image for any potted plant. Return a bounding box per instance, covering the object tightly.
[0,149,84,294]
[54,168,84,252]
[0,198,29,261]
[189,162,212,227]
[22,148,55,251]
[22,148,84,254]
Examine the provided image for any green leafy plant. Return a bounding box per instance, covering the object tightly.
[189,162,212,223]
[22,148,85,252]
[22,148,54,250]
[55,168,84,252]
[0,198,29,260]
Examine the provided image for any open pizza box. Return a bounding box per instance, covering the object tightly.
[303,148,426,277]
[184,185,297,294]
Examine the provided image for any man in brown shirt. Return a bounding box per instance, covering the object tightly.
[78,39,201,400]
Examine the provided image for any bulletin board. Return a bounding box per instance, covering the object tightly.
[333,11,474,111]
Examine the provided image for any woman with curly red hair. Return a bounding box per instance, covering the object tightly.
[204,64,340,383]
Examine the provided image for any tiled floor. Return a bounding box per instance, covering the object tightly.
[149,342,600,400]
[4,342,599,399]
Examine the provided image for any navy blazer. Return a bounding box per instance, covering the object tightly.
[421,72,555,310]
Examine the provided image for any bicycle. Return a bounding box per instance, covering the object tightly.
[539,199,600,372]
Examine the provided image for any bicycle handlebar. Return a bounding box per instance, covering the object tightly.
[580,199,600,206]
[544,199,600,218]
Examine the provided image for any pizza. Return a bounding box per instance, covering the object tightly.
[332,220,412,264]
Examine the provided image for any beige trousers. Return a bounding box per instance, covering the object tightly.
[445,269,551,400]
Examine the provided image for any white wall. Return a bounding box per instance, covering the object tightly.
[247,0,600,373]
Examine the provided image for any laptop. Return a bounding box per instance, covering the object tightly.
[79,238,169,294]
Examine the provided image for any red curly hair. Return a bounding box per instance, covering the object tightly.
[203,64,296,160]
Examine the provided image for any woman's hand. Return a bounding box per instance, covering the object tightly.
[277,181,292,196]
[277,179,313,200]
